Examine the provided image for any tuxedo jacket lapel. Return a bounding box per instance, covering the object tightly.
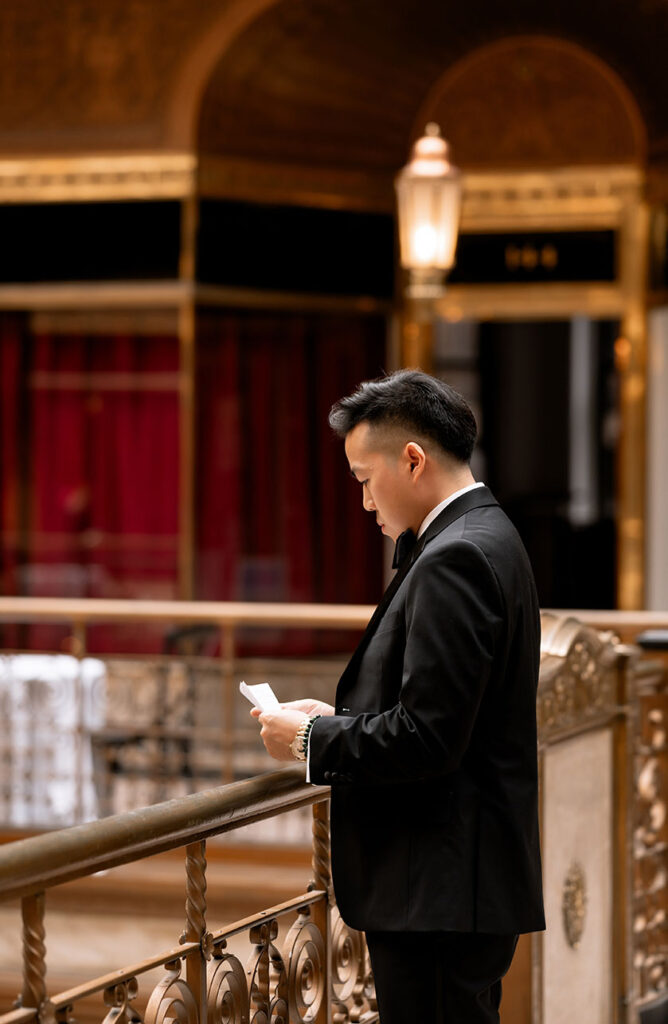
[337,544,418,693]
[337,486,499,697]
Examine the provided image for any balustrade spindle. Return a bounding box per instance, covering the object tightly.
[21,892,48,1016]
[181,840,210,1023]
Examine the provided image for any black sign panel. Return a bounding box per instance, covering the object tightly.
[198,199,395,298]
[448,230,617,285]
[0,201,181,282]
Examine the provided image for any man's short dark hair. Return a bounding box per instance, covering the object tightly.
[329,369,477,464]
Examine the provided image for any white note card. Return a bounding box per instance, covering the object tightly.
[239,680,281,712]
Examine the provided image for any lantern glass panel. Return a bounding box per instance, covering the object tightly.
[396,176,461,271]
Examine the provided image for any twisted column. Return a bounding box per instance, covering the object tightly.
[22,892,47,1011]
[311,800,332,903]
[182,840,207,943]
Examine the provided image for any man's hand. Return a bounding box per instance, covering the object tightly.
[250,707,309,761]
[281,699,335,717]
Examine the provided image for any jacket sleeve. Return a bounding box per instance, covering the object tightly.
[308,539,505,785]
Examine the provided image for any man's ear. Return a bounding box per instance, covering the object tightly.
[404,441,426,478]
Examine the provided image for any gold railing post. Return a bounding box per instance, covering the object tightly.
[220,624,236,785]
[21,892,49,1018]
[181,840,210,1022]
[617,195,650,610]
[400,296,434,372]
[311,799,332,1024]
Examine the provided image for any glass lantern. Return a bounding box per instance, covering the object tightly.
[395,123,462,294]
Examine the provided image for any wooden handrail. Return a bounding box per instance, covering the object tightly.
[0,765,328,903]
[0,596,666,633]
[0,596,374,628]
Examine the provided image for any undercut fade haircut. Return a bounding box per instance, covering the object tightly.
[329,369,477,465]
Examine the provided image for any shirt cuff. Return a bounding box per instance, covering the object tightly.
[305,726,312,784]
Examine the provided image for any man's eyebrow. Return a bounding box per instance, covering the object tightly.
[349,465,362,480]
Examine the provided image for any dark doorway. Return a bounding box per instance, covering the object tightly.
[436,317,619,608]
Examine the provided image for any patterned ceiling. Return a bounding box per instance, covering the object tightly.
[0,0,665,171]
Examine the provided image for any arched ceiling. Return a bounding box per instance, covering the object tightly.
[198,0,668,174]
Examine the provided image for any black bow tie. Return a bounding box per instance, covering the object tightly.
[392,529,417,569]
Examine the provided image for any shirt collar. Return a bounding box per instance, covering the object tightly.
[417,481,485,539]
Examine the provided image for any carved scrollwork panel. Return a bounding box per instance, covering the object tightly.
[632,681,668,1002]
[330,908,375,1022]
[144,959,198,1024]
[207,949,250,1024]
[246,919,289,1024]
[102,978,143,1024]
[538,618,619,739]
[282,910,326,1024]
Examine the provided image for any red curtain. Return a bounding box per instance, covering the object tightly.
[0,315,25,616]
[11,331,180,651]
[196,310,386,653]
[2,312,386,655]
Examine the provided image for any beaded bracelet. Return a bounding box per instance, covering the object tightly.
[290,714,321,761]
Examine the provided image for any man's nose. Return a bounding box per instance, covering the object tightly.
[363,490,375,512]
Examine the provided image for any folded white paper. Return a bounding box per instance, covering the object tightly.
[239,680,281,712]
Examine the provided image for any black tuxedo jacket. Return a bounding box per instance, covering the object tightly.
[309,487,545,935]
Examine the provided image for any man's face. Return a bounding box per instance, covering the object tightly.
[345,422,415,542]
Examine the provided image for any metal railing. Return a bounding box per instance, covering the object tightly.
[0,598,665,834]
[0,765,377,1024]
[0,598,373,832]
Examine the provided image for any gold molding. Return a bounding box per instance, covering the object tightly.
[198,153,393,213]
[197,157,642,227]
[0,280,390,316]
[538,613,621,741]
[435,282,624,322]
[29,309,179,335]
[0,153,196,203]
[460,165,643,232]
[562,861,588,950]
[0,280,192,309]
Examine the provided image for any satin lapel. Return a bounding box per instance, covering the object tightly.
[336,486,499,696]
[337,543,420,693]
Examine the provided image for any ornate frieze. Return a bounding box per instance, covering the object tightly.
[538,613,622,740]
[630,660,667,1007]
[0,154,195,202]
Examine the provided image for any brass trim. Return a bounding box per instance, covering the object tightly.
[198,153,393,213]
[436,282,624,321]
[0,281,390,316]
[460,165,643,232]
[562,861,588,950]
[0,153,196,203]
[0,280,192,309]
[617,200,650,610]
[29,309,179,336]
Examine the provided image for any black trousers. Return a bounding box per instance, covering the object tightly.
[365,930,519,1024]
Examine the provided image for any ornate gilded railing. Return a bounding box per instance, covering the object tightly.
[0,597,665,830]
[0,598,667,1021]
[0,765,377,1024]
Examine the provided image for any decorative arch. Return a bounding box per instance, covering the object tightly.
[163,0,282,149]
[412,35,646,168]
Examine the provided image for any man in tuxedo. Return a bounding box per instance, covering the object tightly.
[253,369,545,1023]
